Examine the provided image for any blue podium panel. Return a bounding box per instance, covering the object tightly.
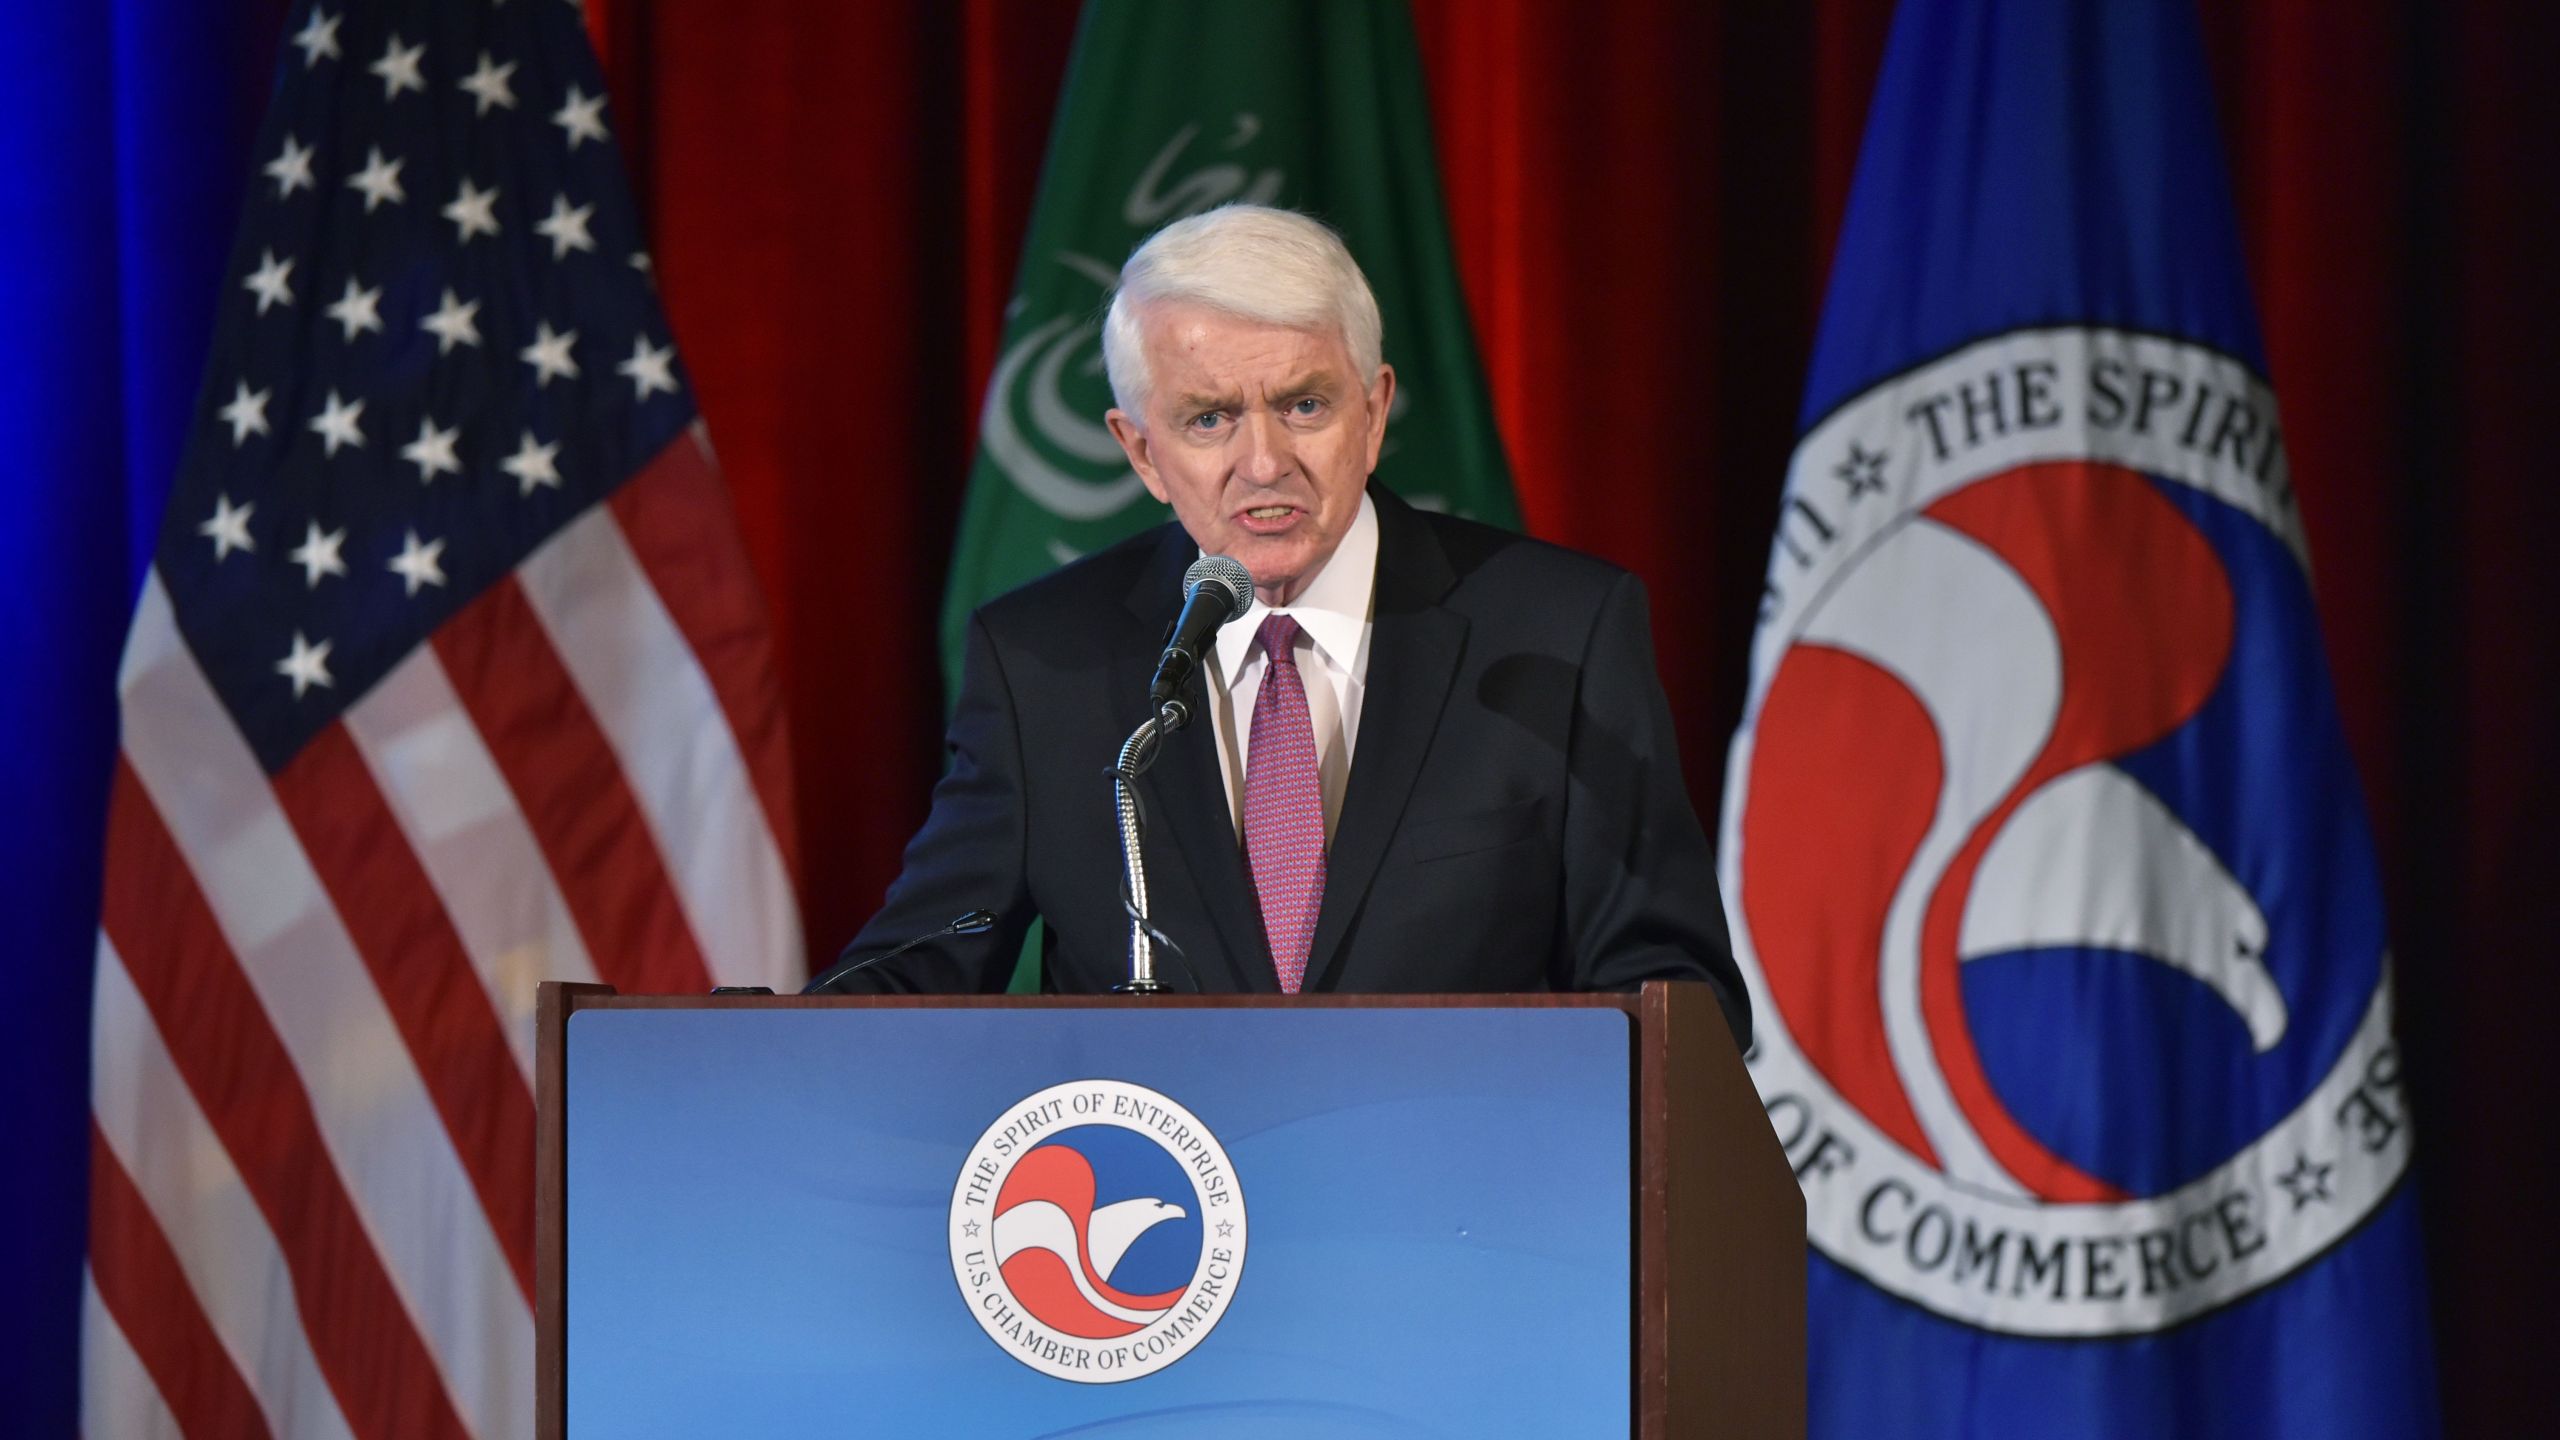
[566,1007,1633,1437]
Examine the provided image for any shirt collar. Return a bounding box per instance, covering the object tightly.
[1213,490,1378,679]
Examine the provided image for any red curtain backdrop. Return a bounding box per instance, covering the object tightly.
[590,3,2552,1427]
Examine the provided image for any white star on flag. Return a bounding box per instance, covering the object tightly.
[289,522,350,588]
[442,177,501,243]
[387,529,449,596]
[459,51,519,115]
[218,381,271,446]
[617,336,679,400]
[197,493,255,560]
[264,135,316,198]
[520,322,579,387]
[535,194,596,260]
[401,417,463,482]
[349,147,407,212]
[552,85,609,149]
[243,249,294,314]
[308,389,366,456]
[290,9,340,68]
[371,34,427,100]
[276,630,335,698]
[501,430,562,494]
[420,288,483,354]
[325,277,385,341]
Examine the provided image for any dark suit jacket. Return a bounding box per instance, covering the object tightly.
[825,482,1749,1046]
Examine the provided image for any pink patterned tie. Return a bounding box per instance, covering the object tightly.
[1243,614,1325,992]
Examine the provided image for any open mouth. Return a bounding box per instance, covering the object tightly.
[1236,505,1301,533]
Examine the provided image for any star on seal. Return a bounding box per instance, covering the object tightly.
[2276,1152,2335,1210]
[1834,441,1889,501]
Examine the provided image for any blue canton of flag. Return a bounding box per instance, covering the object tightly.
[82,5,801,1437]
[170,1,682,768]
[1717,1,2442,1437]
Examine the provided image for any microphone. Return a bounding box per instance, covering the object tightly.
[801,909,998,993]
[1149,555,1256,726]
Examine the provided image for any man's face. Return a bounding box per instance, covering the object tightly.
[1105,300,1394,608]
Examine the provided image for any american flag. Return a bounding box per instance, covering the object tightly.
[83,4,803,1436]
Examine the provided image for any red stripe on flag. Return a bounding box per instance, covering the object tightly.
[608,434,803,886]
[101,762,473,1440]
[432,576,717,996]
[87,1122,276,1440]
[272,722,540,1303]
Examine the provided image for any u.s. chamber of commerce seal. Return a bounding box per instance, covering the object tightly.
[1721,325,2415,1337]
[949,1079,1246,1381]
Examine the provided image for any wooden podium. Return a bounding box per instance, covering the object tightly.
[536,981,1803,1437]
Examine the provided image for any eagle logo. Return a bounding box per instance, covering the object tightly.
[1724,328,2412,1336]
[992,1142,1194,1338]
[951,1080,1246,1380]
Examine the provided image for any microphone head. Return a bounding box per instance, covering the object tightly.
[949,909,998,936]
[1182,555,1256,620]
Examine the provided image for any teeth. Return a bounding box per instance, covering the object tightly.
[1248,507,1291,518]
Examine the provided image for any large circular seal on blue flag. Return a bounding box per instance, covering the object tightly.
[949,1079,1246,1380]
[1721,326,2415,1337]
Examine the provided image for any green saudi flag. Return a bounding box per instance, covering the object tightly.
[942,0,1520,687]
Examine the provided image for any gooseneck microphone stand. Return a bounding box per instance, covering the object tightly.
[1115,552,1249,993]
[1112,684,1219,994]
[1109,713,1169,993]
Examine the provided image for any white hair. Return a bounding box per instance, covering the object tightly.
[1101,204,1384,415]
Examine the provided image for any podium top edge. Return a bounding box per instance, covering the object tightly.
[538,980,1718,1018]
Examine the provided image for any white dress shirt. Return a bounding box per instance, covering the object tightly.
[1201,491,1379,843]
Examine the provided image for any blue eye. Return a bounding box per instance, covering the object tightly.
[1291,397,1324,416]
[1189,411,1226,432]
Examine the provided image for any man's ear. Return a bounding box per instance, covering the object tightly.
[1106,408,1170,503]
[1362,364,1397,475]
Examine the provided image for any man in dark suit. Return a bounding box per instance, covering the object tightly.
[815,205,1746,1046]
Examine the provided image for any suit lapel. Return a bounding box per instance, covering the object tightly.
[1303,487,1466,991]
[1120,529,1275,993]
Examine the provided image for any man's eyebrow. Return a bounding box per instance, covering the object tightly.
[1168,371,1346,414]
[1269,369,1346,397]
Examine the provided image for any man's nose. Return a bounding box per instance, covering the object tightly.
[1234,410,1292,485]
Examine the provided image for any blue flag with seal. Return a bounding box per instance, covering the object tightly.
[1716,1,2442,1435]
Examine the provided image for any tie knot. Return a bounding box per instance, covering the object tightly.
[1257,613,1302,664]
